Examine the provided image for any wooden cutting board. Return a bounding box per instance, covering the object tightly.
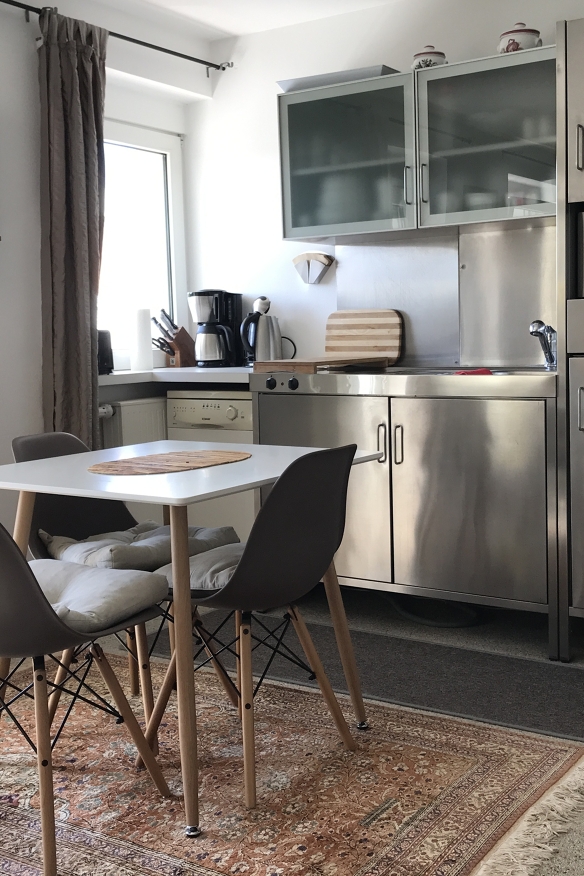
[88,450,251,475]
[253,355,391,374]
[325,309,403,362]
[253,308,403,373]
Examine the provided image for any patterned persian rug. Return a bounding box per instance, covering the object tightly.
[0,655,583,876]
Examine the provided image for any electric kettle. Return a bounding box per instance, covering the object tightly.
[240,297,295,362]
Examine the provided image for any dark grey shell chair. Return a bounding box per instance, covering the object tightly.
[0,520,170,876]
[143,444,359,808]
[12,432,152,712]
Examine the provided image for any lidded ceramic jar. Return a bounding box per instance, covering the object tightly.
[411,46,447,70]
[498,23,542,53]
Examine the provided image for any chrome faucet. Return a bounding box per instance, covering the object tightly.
[529,320,557,370]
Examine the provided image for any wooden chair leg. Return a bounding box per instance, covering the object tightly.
[323,561,368,728]
[193,609,239,709]
[135,651,177,770]
[135,622,158,754]
[33,656,57,876]
[239,612,256,808]
[235,610,242,720]
[90,643,171,798]
[288,604,356,752]
[47,647,75,725]
[126,629,140,697]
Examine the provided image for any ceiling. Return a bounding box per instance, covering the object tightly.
[126,0,396,38]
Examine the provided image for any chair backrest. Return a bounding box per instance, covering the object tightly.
[0,521,86,658]
[12,432,137,558]
[208,444,356,612]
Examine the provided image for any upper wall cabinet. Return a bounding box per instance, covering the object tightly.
[417,48,557,226]
[279,74,416,239]
[567,19,584,202]
[279,47,556,240]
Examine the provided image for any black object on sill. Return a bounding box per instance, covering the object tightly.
[98,330,114,375]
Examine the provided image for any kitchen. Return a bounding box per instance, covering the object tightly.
[4,1,584,874]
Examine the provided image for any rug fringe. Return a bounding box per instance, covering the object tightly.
[471,755,584,876]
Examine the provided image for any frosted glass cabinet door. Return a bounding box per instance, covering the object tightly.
[279,74,416,238]
[417,47,556,227]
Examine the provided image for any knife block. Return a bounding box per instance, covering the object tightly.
[165,326,197,368]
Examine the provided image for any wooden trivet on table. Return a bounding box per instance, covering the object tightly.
[88,450,252,476]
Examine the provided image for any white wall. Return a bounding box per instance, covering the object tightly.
[183,0,584,357]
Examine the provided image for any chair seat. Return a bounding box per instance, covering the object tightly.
[39,520,240,571]
[30,559,169,634]
[156,542,246,593]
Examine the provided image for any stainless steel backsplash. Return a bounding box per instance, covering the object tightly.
[335,218,555,369]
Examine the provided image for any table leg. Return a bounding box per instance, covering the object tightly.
[170,505,200,837]
[13,490,35,555]
[2,492,37,711]
[322,561,368,730]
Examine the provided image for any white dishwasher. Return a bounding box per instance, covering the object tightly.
[167,390,255,539]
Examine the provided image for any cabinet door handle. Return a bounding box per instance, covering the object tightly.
[377,423,388,463]
[579,387,584,431]
[420,163,429,203]
[403,165,413,205]
[578,125,584,171]
[394,424,404,464]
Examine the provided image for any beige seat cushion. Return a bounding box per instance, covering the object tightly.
[30,558,168,634]
[156,542,246,592]
[39,520,239,572]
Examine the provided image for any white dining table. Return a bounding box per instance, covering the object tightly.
[0,439,379,837]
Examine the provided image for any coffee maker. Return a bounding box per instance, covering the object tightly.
[187,290,244,367]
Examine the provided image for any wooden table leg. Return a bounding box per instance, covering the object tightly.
[322,561,369,729]
[13,490,35,555]
[170,505,200,837]
[126,629,140,697]
[2,492,37,712]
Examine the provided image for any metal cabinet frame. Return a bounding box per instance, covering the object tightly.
[278,73,417,239]
[416,46,557,228]
[279,46,557,241]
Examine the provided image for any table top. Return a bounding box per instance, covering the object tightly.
[0,440,380,506]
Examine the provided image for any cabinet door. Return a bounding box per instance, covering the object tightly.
[257,394,391,583]
[391,398,547,602]
[567,19,584,202]
[417,49,556,226]
[280,74,416,238]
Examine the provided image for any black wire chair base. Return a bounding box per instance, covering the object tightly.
[192,611,315,700]
[0,646,122,755]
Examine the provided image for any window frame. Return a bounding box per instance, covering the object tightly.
[102,119,189,332]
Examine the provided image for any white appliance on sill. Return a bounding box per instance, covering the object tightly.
[166,390,255,539]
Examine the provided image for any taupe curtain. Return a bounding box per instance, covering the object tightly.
[38,10,108,449]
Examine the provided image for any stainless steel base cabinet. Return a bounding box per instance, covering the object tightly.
[257,394,391,584]
[391,397,548,602]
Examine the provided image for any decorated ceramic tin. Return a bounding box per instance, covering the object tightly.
[498,23,542,53]
[411,46,447,70]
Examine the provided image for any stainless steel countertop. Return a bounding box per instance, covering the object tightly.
[249,368,557,398]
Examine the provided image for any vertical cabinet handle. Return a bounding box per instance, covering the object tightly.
[403,165,413,205]
[579,388,584,431]
[420,163,429,204]
[377,423,388,463]
[578,125,584,171]
[394,424,404,464]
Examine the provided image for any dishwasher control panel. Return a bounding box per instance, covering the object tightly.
[167,396,252,429]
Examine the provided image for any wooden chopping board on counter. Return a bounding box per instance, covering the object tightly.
[253,309,403,374]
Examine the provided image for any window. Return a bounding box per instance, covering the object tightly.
[98,121,187,354]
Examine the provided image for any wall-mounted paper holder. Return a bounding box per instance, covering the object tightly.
[293,252,335,284]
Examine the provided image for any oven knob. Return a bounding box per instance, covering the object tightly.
[226,405,238,421]
[288,377,299,390]
[266,377,277,390]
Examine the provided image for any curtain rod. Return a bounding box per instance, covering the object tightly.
[1,0,232,74]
